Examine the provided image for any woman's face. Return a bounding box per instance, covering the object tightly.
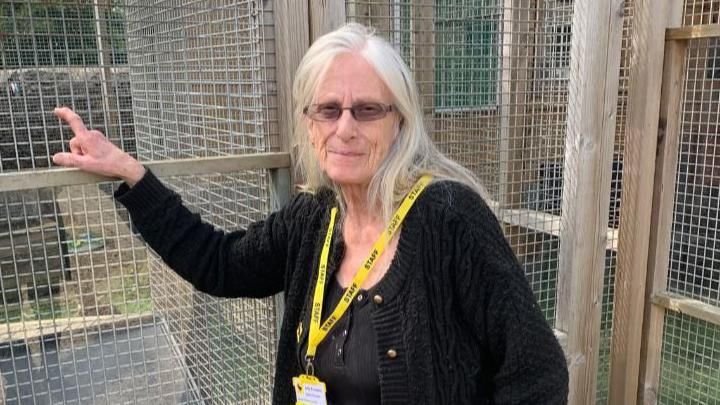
[307,53,400,189]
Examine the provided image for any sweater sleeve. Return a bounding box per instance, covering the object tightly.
[453,195,568,404]
[114,170,311,298]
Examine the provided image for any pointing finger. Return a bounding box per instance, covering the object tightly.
[54,107,88,136]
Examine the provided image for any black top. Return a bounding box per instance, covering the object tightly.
[297,277,380,405]
[115,171,569,404]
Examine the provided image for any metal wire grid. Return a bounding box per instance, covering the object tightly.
[668,37,720,307]
[123,0,279,403]
[150,172,277,404]
[124,0,279,161]
[0,183,184,404]
[345,0,574,328]
[0,175,275,403]
[517,0,573,326]
[1,0,280,403]
[684,0,720,25]
[656,2,720,402]
[1,1,137,172]
[659,311,720,404]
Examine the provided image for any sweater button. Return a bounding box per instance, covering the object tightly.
[386,349,397,359]
[373,294,383,304]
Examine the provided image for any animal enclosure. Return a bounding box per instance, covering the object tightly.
[1,0,719,404]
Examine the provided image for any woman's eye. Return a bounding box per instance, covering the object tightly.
[318,105,339,114]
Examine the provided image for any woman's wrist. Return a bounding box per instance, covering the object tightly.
[122,161,146,187]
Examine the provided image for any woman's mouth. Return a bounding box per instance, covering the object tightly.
[329,149,363,157]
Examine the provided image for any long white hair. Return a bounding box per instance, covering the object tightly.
[292,23,488,222]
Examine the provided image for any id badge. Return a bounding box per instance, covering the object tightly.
[292,374,327,405]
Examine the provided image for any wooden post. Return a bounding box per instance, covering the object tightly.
[498,0,541,259]
[271,0,310,331]
[412,1,434,117]
[499,0,536,211]
[555,1,624,403]
[309,0,347,42]
[637,36,688,405]
[607,2,683,404]
[93,0,120,142]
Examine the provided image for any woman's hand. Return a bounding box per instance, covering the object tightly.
[52,107,146,186]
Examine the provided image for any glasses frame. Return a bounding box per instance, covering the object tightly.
[302,102,395,122]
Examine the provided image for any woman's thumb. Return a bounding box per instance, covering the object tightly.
[53,152,82,168]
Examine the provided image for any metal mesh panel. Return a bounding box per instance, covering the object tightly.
[346,0,574,328]
[125,0,279,160]
[684,0,720,25]
[148,172,277,403]
[124,0,278,403]
[657,2,720,403]
[2,0,279,403]
[659,311,720,404]
[668,39,720,307]
[1,1,136,172]
[0,183,185,403]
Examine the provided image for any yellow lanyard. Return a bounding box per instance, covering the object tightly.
[304,175,432,372]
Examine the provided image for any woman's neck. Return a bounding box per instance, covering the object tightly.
[340,184,384,238]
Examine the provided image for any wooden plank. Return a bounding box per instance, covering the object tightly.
[499,0,537,211]
[652,292,720,328]
[638,37,688,405]
[0,153,291,193]
[309,0,346,42]
[271,1,308,158]
[499,1,541,257]
[665,24,720,40]
[271,0,309,334]
[608,2,684,404]
[494,204,618,251]
[412,1,435,116]
[554,328,569,360]
[0,313,154,344]
[555,1,624,403]
[93,0,120,143]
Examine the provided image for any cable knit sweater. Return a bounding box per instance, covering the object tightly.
[115,171,568,404]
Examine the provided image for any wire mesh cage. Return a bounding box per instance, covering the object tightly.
[657,2,720,403]
[7,0,719,403]
[1,0,279,403]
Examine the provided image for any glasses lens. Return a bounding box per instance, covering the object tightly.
[311,103,341,121]
[353,103,386,121]
[305,102,390,122]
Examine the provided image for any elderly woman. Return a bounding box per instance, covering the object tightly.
[53,23,567,405]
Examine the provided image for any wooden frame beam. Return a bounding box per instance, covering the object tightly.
[309,0,346,42]
[0,153,291,193]
[637,36,689,405]
[271,0,310,331]
[666,24,720,40]
[555,1,624,403]
[607,2,684,404]
[652,292,720,328]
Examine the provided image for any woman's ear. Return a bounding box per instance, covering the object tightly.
[306,118,315,146]
[394,115,404,139]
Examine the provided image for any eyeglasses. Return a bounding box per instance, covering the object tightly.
[303,102,394,122]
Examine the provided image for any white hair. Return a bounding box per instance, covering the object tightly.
[292,23,488,222]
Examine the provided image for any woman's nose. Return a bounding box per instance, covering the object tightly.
[335,108,357,140]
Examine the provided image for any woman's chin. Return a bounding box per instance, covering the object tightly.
[326,171,372,190]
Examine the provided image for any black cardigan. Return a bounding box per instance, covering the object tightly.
[115,171,568,404]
